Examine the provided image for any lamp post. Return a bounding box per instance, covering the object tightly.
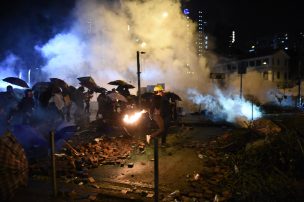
[137,51,145,107]
[240,73,243,99]
[238,62,247,99]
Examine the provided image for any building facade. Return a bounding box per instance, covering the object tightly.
[214,49,292,88]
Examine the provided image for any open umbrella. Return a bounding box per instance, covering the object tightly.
[2,77,29,88]
[107,91,128,102]
[78,76,106,92]
[0,132,28,201]
[108,80,135,89]
[77,76,97,85]
[50,78,68,90]
[164,92,182,101]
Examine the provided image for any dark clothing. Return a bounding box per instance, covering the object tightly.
[84,92,93,114]
[149,94,171,144]
[71,89,85,123]
[0,91,19,122]
[150,94,171,119]
[18,97,35,114]
[116,86,130,97]
[18,97,35,124]
[96,93,113,120]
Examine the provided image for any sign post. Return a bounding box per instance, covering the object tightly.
[154,138,159,202]
[238,62,247,99]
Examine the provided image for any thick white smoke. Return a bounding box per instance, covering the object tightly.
[226,70,276,103]
[187,88,262,122]
[37,0,210,96]
[30,0,294,120]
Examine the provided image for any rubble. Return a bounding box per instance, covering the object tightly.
[252,118,281,135]
[26,117,303,202]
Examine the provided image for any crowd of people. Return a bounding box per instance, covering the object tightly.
[0,80,179,148]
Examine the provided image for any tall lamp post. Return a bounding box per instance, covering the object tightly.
[137,51,145,107]
[238,62,247,99]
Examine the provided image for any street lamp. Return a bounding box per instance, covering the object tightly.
[137,51,146,107]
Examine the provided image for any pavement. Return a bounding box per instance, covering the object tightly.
[8,112,231,202]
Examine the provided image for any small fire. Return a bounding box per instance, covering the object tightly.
[123,110,147,124]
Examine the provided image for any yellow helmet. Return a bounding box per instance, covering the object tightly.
[153,85,164,92]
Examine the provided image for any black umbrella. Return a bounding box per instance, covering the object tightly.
[77,76,97,85]
[0,132,28,201]
[108,80,135,89]
[50,78,68,90]
[78,76,99,91]
[2,77,29,88]
[164,92,182,101]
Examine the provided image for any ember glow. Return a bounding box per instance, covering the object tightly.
[187,88,262,122]
[123,110,147,124]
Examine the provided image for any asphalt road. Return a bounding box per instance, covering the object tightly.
[10,121,231,202]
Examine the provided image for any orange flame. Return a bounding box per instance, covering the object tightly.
[123,110,147,124]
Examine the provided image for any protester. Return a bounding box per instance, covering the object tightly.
[0,85,19,124]
[116,85,130,97]
[96,91,113,121]
[48,86,65,122]
[62,87,72,121]
[84,90,94,114]
[17,89,35,124]
[146,85,171,147]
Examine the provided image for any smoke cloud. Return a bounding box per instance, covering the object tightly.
[226,70,277,103]
[0,53,25,89]
[36,0,211,97]
[187,88,262,122]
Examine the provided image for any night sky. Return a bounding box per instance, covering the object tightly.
[184,0,304,41]
[0,0,75,62]
[0,0,303,60]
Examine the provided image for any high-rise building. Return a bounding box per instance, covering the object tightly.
[183,8,208,56]
[197,10,208,55]
[229,30,236,48]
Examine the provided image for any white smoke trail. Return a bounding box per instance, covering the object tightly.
[187,88,262,122]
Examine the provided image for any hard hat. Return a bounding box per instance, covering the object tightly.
[153,85,164,92]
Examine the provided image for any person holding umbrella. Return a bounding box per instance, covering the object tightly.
[146,85,171,147]
[16,89,35,124]
[0,86,19,125]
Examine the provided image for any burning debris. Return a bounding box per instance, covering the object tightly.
[123,110,147,125]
